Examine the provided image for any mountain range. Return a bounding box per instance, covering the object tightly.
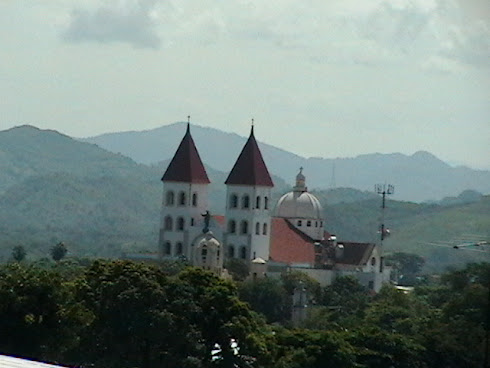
[82,122,490,202]
[0,124,488,271]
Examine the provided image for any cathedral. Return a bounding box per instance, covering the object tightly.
[158,123,390,291]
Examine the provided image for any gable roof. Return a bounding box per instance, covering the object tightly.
[225,126,274,187]
[269,217,316,265]
[161,124,210,184]
[336,242,375,266]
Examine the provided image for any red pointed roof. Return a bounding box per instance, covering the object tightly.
[161,124,210,184]
[225,126,274,187]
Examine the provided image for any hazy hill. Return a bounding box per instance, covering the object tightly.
[322,193,490,272]
[0,125,150,194]
[0,124,487,271]
[82,122,490,202]
[0,125,289,259]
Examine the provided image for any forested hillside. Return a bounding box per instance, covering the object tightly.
[0,125,487,271]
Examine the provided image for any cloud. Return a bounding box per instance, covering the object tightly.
[62,0,161,49]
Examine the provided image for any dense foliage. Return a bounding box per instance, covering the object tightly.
[0,260,488,368]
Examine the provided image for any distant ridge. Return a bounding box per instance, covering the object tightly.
[82,122,490,202]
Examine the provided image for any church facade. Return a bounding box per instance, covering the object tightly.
[158,123,390,291]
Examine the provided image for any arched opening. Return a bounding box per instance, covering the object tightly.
[240,220,248,234]
[242,195,250,209]
[176,242,183,255]
[228,220,236,234]
[201,247,207,263]
[228,245,235,258]
[240,246,247,259]
[230,194,238,209]
[371,257,376,266]
[192,192,198,207]
[179,191,186,206]
[264,196,269,210]
[177,217,185,231]
[164,242,171,255]
[164,216,173,231]
[255,222,260,235]
[263,223,268,235]
[256,196,261,209]
[166,191,175,206]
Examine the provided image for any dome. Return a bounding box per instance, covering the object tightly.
[195,231,221,249]
[275,191,323,219]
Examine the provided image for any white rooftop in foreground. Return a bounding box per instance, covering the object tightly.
[0,355,67,368]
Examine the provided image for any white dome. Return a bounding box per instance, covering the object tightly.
[275,191,323,219]
[195,232,221,249]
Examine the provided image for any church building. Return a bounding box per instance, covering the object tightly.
[158,123,390,291]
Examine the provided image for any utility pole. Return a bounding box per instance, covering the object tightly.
[375,184,394,273]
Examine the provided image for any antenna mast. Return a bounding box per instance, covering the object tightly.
[375,183,394,244]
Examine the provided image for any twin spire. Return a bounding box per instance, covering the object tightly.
[161,117,210,184]
[162,118,274,187]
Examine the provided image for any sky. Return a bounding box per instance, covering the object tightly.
[1,0,489,169]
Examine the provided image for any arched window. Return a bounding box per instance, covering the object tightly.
[371,257,376,266]
[256,196,261,209]
[264,196,269,210]
[240,246,247,260]
[190,218,195,226]
[164,216,173,231]
[164,241,171,255]
[297,220,302,227]
[307,220,311,227]
[255,222,260,235]
[177,217,185,231]
[263,223,268,235]
[320,221,323,228]
[192,193,198,207]
[315,221,318,227]
[166,191,175,206]
[201,247,207,262]
[230,194,238,209]
[228,220,236,234]
[241,220,248,234]
[228,245,235,258]
[176,242,183,255]
[242,195,250,209]
[179,191,186,206]
[216,246,221,261]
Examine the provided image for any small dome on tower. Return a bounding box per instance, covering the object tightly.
[275,169,323,220]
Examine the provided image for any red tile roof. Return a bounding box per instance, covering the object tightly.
[161,124,210,184]
[212,215,226,227]
[269,218,316,265]
[225,126,274,187]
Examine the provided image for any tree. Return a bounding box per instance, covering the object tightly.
[12,245,26,262]
[73,261,271,368]
[239,277,289,323]
[317,276,371,328]
[0,263,87,362]
[50,242,67,261]
[224,258,250,281]
[385,252,425,285]
[272,328,356,368]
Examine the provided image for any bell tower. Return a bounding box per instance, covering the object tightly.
[159,120,210,260]
[224,123,274,261]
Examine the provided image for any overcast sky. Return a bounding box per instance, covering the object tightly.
[1,0,489,169]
